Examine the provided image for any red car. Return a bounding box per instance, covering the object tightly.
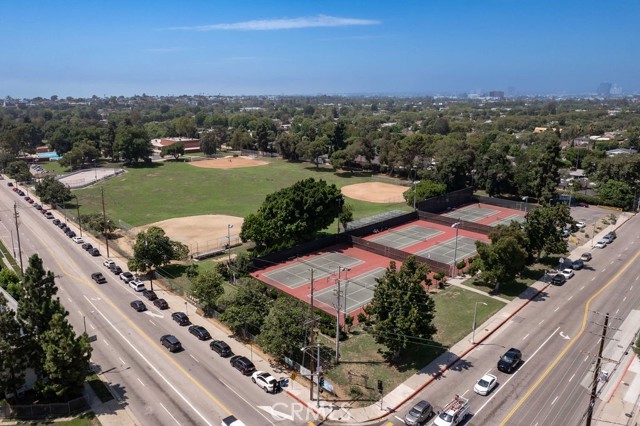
[12,187,18,192]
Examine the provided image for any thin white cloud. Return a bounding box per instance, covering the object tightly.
[170,15,380,31]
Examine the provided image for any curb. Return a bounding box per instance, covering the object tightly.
[286,389,322,417]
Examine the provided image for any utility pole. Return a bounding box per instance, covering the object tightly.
[586,313,609,426]
[308,269,315,403]
[101,187,109,257]
[13,203,24,275]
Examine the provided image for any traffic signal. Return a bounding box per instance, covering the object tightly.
[377,379,383,394]
[319,375,325,387]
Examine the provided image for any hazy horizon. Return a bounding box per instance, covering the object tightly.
[1,0,638,98]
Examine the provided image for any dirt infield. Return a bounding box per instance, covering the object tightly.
[341,182,408,203]
[189,156,269,169]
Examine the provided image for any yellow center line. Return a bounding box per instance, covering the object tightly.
[32,229,233,418]
[500,249,640,425]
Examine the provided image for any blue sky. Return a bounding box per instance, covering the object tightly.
[1,0,638,98]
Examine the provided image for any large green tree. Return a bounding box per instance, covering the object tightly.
[218,282,269,337]
[514,132,562,201]
[257,296,308,360]
[241,178,344,255]
[114,125,152,164]
[473,235,528,292]
[0,293,28,399]
[200,125,229,156]
[57,141,100,170]
[189,269,224,314]
[597,180,634,210]
[160,142,185,160]
[371,256,437,360]
[523,204,572,260]
[35,175,72,206]
[128,226,189,289]
[403,180,447,208]
[6,160,32,183]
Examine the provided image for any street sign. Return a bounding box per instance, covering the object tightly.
[290,372,297,380]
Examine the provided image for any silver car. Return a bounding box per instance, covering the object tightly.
[404,400,433,425]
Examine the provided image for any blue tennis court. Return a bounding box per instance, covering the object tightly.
[314,267,386,313]
[370,225,443,250]
[262,252,363,289]
[416,236,479,265]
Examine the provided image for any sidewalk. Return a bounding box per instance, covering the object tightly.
[286,211,637,423]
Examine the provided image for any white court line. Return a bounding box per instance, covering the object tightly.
[160,402,183,426]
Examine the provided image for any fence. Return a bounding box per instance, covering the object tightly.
[346,211,417,237]
[416,187,475,213]
[474,194,537,212]
[190,235,241,260]
[252,234,347,270]
[351,236,450,274]
[418,211,493,236]
[0,396,89,419]
[240,149,279,158]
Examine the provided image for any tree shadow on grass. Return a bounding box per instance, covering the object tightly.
[392,343,448,373]
[156,263,189,279]
[124,161,164,170]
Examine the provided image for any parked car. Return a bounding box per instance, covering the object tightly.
[129,280,145,292]
[119,272,134,283]
[44,211,54,219]
[82,243,93,251]
[551,274,566,285]
[404,400,434,425]
[497,348,522,373]
[66,230,77,238]
[103,260,115,268]
[172,312,190,326]
[602,234,615,244]
[188,325,211,340]
[230,355,256,375]
[130,300,146,312]
[474,373,498,396]
[210,340,232,357]
[580,252,592,262]
[575,221,586,229]
[594,240,607,249]
[24,196,31,202]
[34,203,42,210]
[52,219,60,225]
[561,268,575,280]
[572,259,584,270]
[89,248,100,257]
[153,299,169,310]
[607,230,617,240]
[7,182,13,187]
[160,335,182,352]
[142,289,157,301]
[91,272,107,284]
[562,228,571,238]
[71,236,84,244]
[110,264,123,275]
[251,371,280,393]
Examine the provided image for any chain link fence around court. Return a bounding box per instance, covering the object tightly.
[0,396,89,420]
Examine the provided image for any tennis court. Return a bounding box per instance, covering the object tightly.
[314,267,386,313]
[416,236,479,265]
[370,225,443,249]
[490,214,526,226]
[261,252,363,289]
[443,205,499,222]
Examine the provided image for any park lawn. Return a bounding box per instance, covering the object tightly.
[25,414,98,426]
[460,260,551,300]
[320,287,504,404]
[73,159,409,227]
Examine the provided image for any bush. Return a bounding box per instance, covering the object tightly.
[357,312,368,323]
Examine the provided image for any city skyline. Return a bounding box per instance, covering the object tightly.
[1,0,638,98]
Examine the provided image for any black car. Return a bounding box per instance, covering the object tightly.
[210,340,232,357]
[606,231,617,240]
[551,274,566,285]
[89,248,100,256]
[52,219,60,225]
[497,348,522,373]
[34,203,42,210]
[160,335,182,352]
[110,264,123,275]
[81,242,93,251]
[188,325,211,340]
[572,259,584,270]
[142,289,157,301]
[230,355,256,375]
[91,272,107,284]
[67,230,77,238]
[58,222,67,229]
[171,312,190,326]
[130,300,146,312]
[153,298,169,310]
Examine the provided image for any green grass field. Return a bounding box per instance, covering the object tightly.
[72,159,410,227]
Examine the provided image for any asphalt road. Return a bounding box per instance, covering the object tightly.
[0,183,316,426]
[382,213,639,426]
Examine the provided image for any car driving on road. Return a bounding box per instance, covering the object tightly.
[160,335,182,352]
[474,373,498,395]
[404,399,433,425]
[130,300,146,312]
[91,272,107,284]
[497,348,522,373]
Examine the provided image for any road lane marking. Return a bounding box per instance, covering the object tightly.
[190,354,199,363]
[103,339,110,347]
[149,320,157,327]
[394,415,404,422]
[160,402,182,426]
[84,296,217,426]
[90,323,95,330]
[584,356,589,362]
[602,269,606,272]
[500,249,640,426]
[554,306,559,312]
[475,327,559,417]
[568,295,573,301]
[68,297,73,303]
[580,286,585,290]
[551,396,558,405]
[137,377,145,387]
[631,286,634,291]
[569,373,575,382]
[591,277,596,281]
[522,333,529,341]
[616,309,620,315]
[623,296,627,302]
[119,357,125,365]
[610,260,615,265]
[539,320,545,325]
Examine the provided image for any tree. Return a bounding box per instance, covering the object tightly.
[37,312,91,399]
[473,235,528,292]
[434,140,475,191]
[371,256,437,360]
[160,142,185,160]
[0,269,22,300]
[274,132,301,160]
[218,282,269,337]
[5,160,32,183]
[128,226,189,289]
[257,296,308,360]
[78,213,116,237]
[515,132,561,201]
[475,149,515,196]
[598,180,634,210]
[0,293,28,400]
[523,204,572,260]
[57,141,100,170]
[403,180,447,207]
[114,125,152,164]
[188,269,224,314]
[297,136,329,168]
[240,178,343,255]
[35,175,72,206]
[331,121,348,152]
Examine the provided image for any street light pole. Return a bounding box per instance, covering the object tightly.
[74,194,82,237]
[451,221,461,277]
[413,180,421,211]
[522,196,529,213]
[472,302,488,344]
[227,224,233,264]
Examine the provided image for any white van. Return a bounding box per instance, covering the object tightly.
[129,280,145,292]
